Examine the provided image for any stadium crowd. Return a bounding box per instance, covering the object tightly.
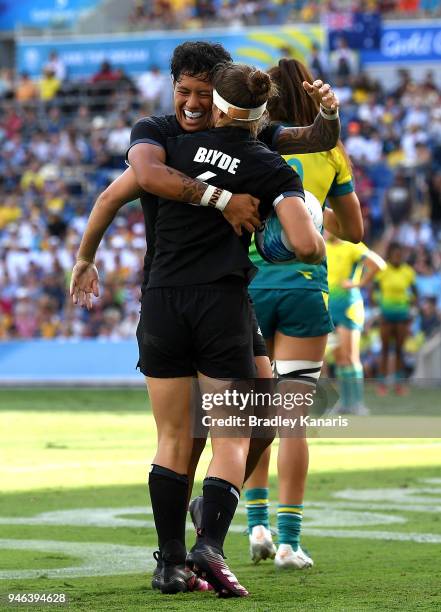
[127,0,441,30]
[0,49,440,374]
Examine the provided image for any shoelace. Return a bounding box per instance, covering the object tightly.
[153,550,161,562]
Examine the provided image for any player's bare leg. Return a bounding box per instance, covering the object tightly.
[334,326,367,414]
[186,373,250,597]
[243,353,276,562]
[394,321,410,396]
[273,333,326,568]
[378,320,392,396]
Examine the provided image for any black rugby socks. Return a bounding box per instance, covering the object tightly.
[199,476,240,552]
[148,464,189,561]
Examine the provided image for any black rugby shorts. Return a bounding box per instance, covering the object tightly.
[137,280,256,379]
[249,296,268,358]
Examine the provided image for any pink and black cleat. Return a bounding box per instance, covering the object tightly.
[161,562,212,594]
[186,543,249,598]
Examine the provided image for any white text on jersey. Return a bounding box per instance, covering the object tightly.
[193,147,241,175]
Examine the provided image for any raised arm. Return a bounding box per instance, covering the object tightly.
[275,80,340,155]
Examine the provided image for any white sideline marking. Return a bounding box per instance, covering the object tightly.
[333,487,441,504]
[302,529,441,544]
[0,539,154,580]
[1,479,440,580]
[0,505,405,529]
[309,501,441,513]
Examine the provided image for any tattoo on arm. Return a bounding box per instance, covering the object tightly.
[276,114,340,155]
[165,166,208,203]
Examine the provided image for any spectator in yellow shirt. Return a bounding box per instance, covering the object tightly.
[39,68,61,102]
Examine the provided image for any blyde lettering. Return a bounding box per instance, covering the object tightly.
[193,147,241,174]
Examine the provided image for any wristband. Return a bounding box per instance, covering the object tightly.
[200,185,233,211]
[76,256,95,264]
[320,104,339,120]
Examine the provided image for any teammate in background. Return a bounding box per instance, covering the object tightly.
[70,43,340,593]
[375,242,417,396]
[327,235,386,414]
[243,58,363,569]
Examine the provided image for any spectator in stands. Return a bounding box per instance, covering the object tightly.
[42,107,66,134]
[15,72,38,103]
[414,252,441,305]
[0,69,14,100]
[429,106,441,149]
[401,123,428,166]
[129,0,148,25]
[330,37,358,78]
[404,99,429,131]
[2,105,22,139]
[0,195,21,229]
[91,60,119,83]
[345,121,368,162]
[44,51,66,82]
[73,105,92,135]
[332,75,353,105]
[39,68,61,102]
[428,170,441,237]
[47,213,68,239]
[90,60,122,113]
[309,42,328,82]
[136,65,169,114]
[384,172,412,225]
[107,118,131,168]
[419,297,441,338]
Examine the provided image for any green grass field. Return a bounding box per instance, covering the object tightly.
[1,389,441,611]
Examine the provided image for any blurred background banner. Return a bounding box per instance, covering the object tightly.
[16,25,325,80]
[0,0,103,31]
[362,21,441,63]
[0,339,140,384]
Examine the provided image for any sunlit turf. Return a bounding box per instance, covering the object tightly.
[1,389,440,611]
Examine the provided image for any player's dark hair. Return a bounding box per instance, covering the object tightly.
[268,58,351,168]
[170,42,232,82]
[268,58,317,125]
[212,63,277,136]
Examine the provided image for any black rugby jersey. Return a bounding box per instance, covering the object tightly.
[126,115,283,291]
[148,126,304,288]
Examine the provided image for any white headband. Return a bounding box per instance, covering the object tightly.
[213,89,267,122]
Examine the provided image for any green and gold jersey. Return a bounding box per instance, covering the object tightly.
[375,263,416,317]
[327,239,369,306]
[249,145,354,291]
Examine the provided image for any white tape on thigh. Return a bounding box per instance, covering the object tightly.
[275,360,323,380]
